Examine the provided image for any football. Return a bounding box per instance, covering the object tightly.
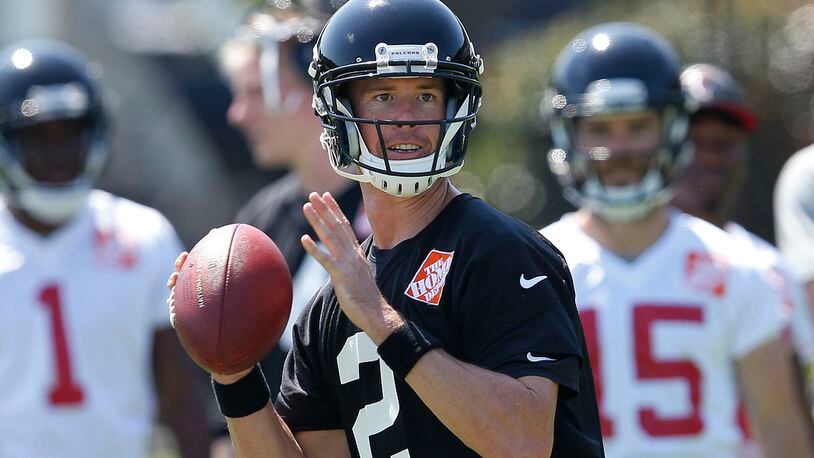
[173,224,292,375]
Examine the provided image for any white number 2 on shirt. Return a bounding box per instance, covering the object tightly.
[337,332,410,458]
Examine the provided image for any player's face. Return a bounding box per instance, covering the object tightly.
[227,52,276,164]
[675,113,748,212]
[347,77,446,161]
[12,119,88,183]
[226,47,310,169]
[574,110,662,187]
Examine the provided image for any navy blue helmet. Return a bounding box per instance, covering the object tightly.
[545,22,691,221]
[0,39,108,224]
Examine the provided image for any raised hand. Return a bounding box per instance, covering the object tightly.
[300,192,401,344]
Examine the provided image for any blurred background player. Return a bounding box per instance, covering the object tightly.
[219,0,369,399]
[675,63,814,435]
[540,22,814,456]
[775,133,814,355]
[0,40,208,457]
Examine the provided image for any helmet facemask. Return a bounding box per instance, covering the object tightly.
[312,42,483,197]
[548,77,692,223]
[0,85,108,224]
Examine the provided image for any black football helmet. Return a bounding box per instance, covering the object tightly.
[545,22,691,222]
[309,0,484,197]
[0,39,108,224]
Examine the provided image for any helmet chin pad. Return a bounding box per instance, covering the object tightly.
[15,181,91,225]
[578,166,672,222]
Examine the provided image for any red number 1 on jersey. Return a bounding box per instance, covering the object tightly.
[39,284,84,406]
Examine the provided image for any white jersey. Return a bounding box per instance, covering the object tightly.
[542,211,785,458]
[0,190,183,458]
[726,222,814,363]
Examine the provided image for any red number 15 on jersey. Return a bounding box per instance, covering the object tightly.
[581,304,704,438]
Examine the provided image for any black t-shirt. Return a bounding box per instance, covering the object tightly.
[275,194,604,457]
[235,173,366,396]
[235,173,366,274]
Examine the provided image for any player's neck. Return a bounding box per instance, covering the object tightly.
[8,206,63,237]
[362,179,460,250]
[577,205,671,261]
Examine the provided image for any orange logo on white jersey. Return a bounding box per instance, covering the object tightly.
[93,229,138,269]
[405,249,454,306]
[685,251,727,298]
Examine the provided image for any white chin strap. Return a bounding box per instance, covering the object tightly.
[579,168,671,223]
[0,134,105,226]
[329,93,469,197]
[17,182,90,225]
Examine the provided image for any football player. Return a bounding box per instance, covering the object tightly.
[775,115,814,361]
[169,0,604,456]
[0,40,208,457]
[675,62,814,446]
[541,23,814,456]
[219,0,369,409]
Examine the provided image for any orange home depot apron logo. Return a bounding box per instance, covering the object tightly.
[405,249,454,306]
[685,251,727,298]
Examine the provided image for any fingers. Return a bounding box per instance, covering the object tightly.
[175,251,188,273]
[301,234,335,271]
[166,271,180,290]
[303,201,342,257]
[303,192,357,254]
[322,192,357,243]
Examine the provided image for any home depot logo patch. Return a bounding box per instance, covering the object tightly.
[93,229,138,269]
[405,249,454,306]
[685,251,727,298]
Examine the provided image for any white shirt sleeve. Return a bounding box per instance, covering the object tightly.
[728,263,786,360]
[775,145,814,283]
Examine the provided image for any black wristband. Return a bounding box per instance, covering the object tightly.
[377,321,441,379]
[211,364,271,418]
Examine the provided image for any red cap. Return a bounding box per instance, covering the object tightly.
[681,63,758,132]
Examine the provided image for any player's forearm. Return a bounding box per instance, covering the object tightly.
[739,338,814,456]
[404,348,555,457]
[755,408,813,457]
[225,402,306,458]
[153,329,211,458]
[162,390,210,458]
[157,365,210,458]
[751,373,814,456]
[168,412,211,458]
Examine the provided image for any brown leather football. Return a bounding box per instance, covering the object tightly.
[173,224,292,375]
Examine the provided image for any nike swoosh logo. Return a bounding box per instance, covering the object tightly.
[527,352,557,363]
[520,274,548,289]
